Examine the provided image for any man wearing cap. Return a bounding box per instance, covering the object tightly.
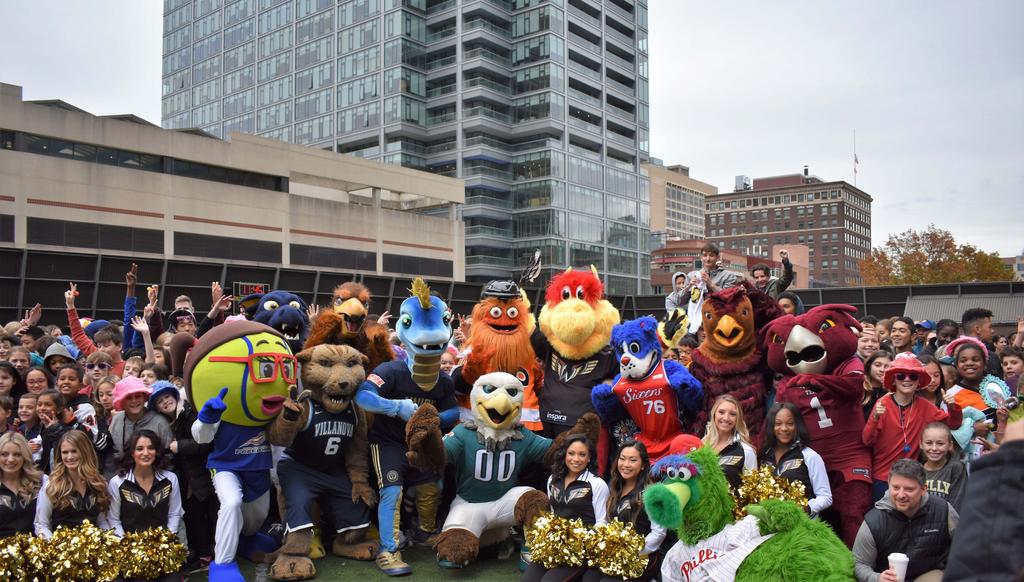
[168,308,198,337]
[853,458,958,582]
[912,321,934,356]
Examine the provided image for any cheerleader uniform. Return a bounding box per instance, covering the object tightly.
[0,480,37,537]
[107,468,183,537]
[523,470,609,582]
[34,475,110,539]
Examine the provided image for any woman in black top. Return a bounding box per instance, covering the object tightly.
[701,395,757,490]
[34,429,111,538]
[107,430,183,537]
[0,432,42,537]
[523,434,609,582]
[582,439,666,582]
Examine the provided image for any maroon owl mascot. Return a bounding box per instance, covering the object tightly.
[685,283,782,445]
[763,304,871,548]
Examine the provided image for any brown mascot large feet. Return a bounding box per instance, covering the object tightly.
[270,529,316,581]
[434,528,480,568]
[514,489,549,529]
[332,529,379,560]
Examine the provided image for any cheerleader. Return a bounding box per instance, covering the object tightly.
[759,403,833,517]
[34,430,111,538]
[702,395,757,490]
[107,429,183,537]
[0,432,42,536]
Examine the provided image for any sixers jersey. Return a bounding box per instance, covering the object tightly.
[612,359,680,461]
[207,424,272,472]
[282,401,358,470]
[777,356,871,483]
[367,359,458,446]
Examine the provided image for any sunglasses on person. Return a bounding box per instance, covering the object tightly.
[85,363,111,370]
[895,373,919,382]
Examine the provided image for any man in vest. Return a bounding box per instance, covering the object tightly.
[852,459,958,582]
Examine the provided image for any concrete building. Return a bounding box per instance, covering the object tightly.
[161,0,652,294]
[1001,254,1024,282]
[0,82,465,287]
[645,161,713,242]
[650,238,808,295]
[705,168,872,287]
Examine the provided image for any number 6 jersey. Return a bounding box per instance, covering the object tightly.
[281,400,358,470]
[443,423,551,503]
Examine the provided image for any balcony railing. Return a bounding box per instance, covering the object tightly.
[464,76,512,95]
[385,141,428,155]
[606,130,636,147]
[604,1,634,24]
[604,50,635,73]
[464,106,512,124]
[568,59,602,81]
[426,0,456,15]
[463,165,514,180]
[568,32,601,56]
[465,255,515,266]
[465,195,514,208]
[465,225,513,237]
[605,76,635,97]
[605,26,636,50]
[425,141,457,154]
[568,87,602,107]
[568,115,602,134]
[463,47,511,67]
[464,19,511,38]
[481,0,513,12]
[426,28,456,42]
[425,55,457,70]
[568,143,602,161]
[605,102,635,121]
[426,84,457,97]
[567,4,601,29]
[426,111,457,125]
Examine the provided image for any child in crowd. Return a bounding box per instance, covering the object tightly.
[24,367,52,395]
[90,375,118,430]
[122,356,144,378]
[863,353,962,502]
[0,396,13,434]
[918,354,947,411]
[676,334,699,368]
[55,365,98,428]
[36,390,88,473]
[759,402,832,517]
[861,351,893,420]
[139,362,170,387]
[42,343,74,377]
[16,393,42,463]
[108,376,173,471]
[856,325,880,361]
[440,350,457,376]
[0,362,24,400]
[167,377,216,570]
[946,339,1012,460]
[919,422,967,512]
[84,351,114,388]
[35,430,112,539]
[1001,347,1024,384]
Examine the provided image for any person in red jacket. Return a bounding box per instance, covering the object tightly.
[64,283,125,377]
[863,353,962,502]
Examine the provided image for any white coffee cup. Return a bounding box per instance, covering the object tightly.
[888,552,909,582]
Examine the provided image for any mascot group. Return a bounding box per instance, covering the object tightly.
[177,270,859,582]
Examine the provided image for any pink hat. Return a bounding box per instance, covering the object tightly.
[883,353,931,391]
[945,337,989,360]
[113,375,152,411]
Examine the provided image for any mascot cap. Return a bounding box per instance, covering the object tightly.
[481,280,522,300]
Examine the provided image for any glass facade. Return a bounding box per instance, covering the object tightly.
[162,0,650,292]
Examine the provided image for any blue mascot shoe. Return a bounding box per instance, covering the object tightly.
[238,531,280,563]
[208,561,245,582]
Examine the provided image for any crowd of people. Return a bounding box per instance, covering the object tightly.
[0,252,1022,582]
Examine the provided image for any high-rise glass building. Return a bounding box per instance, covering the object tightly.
[162,0,651,293]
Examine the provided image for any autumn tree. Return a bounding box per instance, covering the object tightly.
[858,225,1012,285]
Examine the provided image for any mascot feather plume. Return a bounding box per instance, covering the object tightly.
[454,280,542,430]
[645,446,854,582]
[685,283,782,444]
[532,266,619,446]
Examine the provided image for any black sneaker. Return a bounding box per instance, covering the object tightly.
[411,528,438,547]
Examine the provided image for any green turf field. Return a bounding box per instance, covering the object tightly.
[201,546,523,581]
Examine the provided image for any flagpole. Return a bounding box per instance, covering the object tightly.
[853,129,858,187]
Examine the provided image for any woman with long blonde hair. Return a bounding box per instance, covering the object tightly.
[0,432,43,536]
[702,395,757,489]
[34,430,111,539]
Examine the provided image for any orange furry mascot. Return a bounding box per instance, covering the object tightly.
[304,282,394,370]
[452,280,542,431]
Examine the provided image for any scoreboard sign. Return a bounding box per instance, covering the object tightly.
[232,282,270,313]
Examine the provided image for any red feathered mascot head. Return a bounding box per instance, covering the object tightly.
[538,266,620,360]
[763,304,862,376]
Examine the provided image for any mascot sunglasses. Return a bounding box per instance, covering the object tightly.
[208,352,298,384]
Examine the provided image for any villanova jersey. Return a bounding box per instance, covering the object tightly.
[366,359,457,446]
[612,359,680,461]
[208,424,272,472]
[283,401,358,470]
[444,424,551,503]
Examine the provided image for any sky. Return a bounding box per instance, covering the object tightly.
[0,1,1021,256]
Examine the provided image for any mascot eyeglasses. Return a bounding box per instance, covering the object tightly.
[208,352,299,383]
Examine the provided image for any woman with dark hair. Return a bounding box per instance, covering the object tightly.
[861,351,893,420]
[522,434,608,582]
[34,430,111,538]
[888,317,916,356]
[759,403,832,517]
[581,440,666,582]
[918,354,946,410]
[107,430,183,538]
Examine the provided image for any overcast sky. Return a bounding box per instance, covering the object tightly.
[0,1,1021,255]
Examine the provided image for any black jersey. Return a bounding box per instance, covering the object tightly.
[611,486,652,536]
[546,469,609,526]
[537,345,617,429]
[111,471,177,533]
[52,489,103,530]
[760,444,813,500]
[0,481,36,537]
[718,439,753,490]
[366,359,457,446]
[283,401,358,470]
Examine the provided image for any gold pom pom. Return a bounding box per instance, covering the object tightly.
[0,533,48,581]
[525,513,593,568]
[45,520,123,581]
[588,520,649,579]
[121,527,188,579]
[731,466,809,519]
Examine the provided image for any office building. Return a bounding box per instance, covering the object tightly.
[0,82,465,322]
[704,168,872,287]
[645,160,713,242]
[161,0,652,294]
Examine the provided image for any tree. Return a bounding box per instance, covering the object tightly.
[858,225,1013,285]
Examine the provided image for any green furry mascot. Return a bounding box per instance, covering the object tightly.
[644,446,854,582]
